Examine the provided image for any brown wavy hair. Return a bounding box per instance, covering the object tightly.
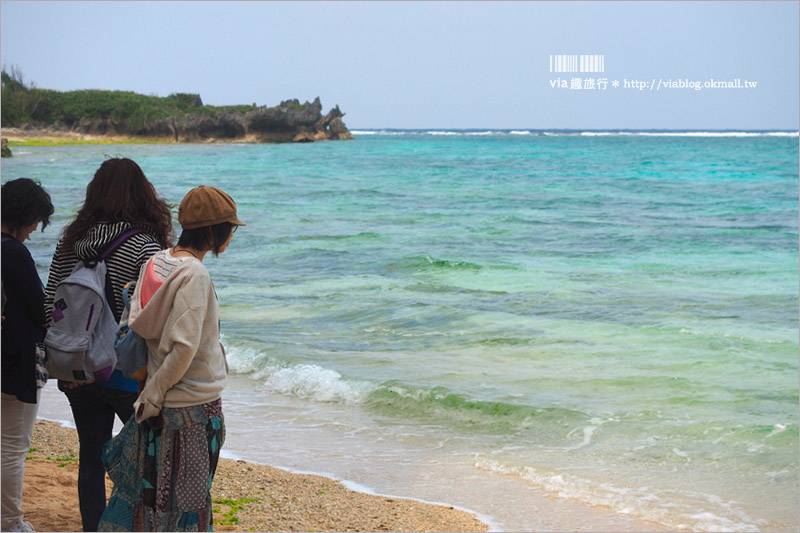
[61,158,174,249]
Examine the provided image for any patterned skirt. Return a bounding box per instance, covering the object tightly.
[98,399,225,532]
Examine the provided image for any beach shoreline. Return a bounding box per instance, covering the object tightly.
[1,127,292,146]
[1,126,354,146]
[25,419,490,532]
[2,127,173,146]
[32,379,671,533]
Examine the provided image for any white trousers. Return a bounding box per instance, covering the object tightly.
[1,391,39,530]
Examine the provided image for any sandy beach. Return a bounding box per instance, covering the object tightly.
[22,420,489,532]
[2,127,173,145]
[2,128,267,145]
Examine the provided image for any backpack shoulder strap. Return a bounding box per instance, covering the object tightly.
[100,228,142,322]
[84,229,142,268]
[100,229,142,260]
[1,236,8,313]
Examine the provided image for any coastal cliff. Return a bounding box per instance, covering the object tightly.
[63,97,354,143]
[1,69,353,143]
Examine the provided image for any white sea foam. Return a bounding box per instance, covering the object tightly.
[224,340,377,404]
[634,131,798,137]
[262,364,376,404]
[223,340,279,376]
[342,129,797,137]
[765,424,787,438]
[577,131,798,137]
[563,417,615,450]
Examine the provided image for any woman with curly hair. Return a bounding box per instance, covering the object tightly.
[2,178,54,533]
[44,158,173,532]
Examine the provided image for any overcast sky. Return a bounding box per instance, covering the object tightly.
[1,1,798,130]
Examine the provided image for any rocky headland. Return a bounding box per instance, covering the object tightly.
[61,96,355,143]
[2,84,354,146]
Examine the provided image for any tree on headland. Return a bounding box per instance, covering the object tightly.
[1,65,45,125]
[1,64,32,90]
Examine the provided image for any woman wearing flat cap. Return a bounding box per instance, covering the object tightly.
[99,186,244,532]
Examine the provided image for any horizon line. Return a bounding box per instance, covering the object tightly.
[348,127,800,132]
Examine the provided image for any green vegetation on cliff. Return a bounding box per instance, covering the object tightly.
[1,68,285,129]
[1,67,352,143]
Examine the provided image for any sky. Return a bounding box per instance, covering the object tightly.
[1,1,798,130]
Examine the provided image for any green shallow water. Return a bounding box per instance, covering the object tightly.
[8,132,798,531]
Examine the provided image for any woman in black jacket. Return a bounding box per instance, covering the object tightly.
[1,178,54,533]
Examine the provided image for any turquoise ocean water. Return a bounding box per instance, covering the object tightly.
[7,131,799,531]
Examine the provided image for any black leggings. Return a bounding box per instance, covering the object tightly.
[61,382,137,532]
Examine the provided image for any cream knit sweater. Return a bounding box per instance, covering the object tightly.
[128,252,228,423]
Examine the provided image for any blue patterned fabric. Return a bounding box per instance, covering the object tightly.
[98,399,224,532]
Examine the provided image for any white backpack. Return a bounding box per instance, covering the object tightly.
[45,230,139,382]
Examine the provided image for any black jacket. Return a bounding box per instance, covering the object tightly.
[1,232,46,403]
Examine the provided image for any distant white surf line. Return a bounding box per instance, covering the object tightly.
[350,130,798,137]
[580,131,799,137]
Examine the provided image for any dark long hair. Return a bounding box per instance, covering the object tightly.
[61,158,174,249]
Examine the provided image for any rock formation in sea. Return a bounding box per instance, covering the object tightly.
[1,137,11,157]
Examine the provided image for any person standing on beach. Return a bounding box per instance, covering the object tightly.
[98,186,243,532]
[1,178,55,533]
[44,158,173,532]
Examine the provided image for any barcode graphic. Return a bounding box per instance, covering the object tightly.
[550,54,605,73]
